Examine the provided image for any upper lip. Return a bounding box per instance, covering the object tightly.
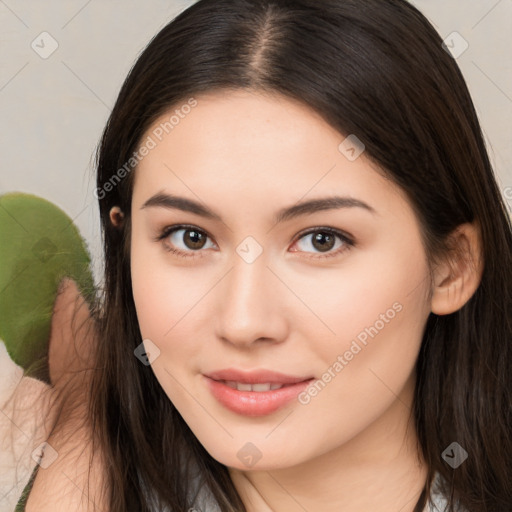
[204,368,314,385]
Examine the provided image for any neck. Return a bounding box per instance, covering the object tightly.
[229,373,428,512]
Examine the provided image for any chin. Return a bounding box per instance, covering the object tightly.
[191,432,313,472]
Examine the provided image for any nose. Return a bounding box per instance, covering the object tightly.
[214,254,289,349]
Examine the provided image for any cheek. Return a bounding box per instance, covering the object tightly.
[130,229,210,363]
[130,230,206,409]
[301,232,431,415]
[316,227,430,352]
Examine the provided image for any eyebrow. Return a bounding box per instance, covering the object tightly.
[140,192,377,224]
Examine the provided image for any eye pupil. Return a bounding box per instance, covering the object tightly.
[184,229,206,249]
[312,232,335,252]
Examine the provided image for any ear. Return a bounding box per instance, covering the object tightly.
[430,221,484,315]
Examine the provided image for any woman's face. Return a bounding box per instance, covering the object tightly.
[130,89,433,470]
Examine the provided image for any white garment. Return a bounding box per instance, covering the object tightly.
[422,471,470,512]
[424,482,450,511]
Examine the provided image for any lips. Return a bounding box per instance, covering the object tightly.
[203,368,314,416]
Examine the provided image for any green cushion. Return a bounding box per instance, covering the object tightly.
[0,192,95,384]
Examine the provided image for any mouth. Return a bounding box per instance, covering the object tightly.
[203,369,314,416]
[218,381,294,392]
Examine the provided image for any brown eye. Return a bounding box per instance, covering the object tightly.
[292,228,354,259]
[155,225,354,260]
[310,232,336,252]
[157,225,215,257]
[181,229,208,250]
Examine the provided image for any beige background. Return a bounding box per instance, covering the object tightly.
[1,1,511,509]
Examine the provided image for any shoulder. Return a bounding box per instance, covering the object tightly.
[24,425,107,512]
[25,442,106,512]
[23,279,104,511]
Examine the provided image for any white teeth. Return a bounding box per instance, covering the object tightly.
[252,383,271,392]
[223,381,285,392]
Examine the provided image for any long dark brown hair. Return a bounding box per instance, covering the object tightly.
[86,0,512,510]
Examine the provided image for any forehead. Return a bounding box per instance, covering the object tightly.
[131,89,406,219]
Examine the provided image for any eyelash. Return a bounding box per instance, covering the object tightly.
[153,224,355,260]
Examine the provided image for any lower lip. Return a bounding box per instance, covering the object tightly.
[203,376,313,417]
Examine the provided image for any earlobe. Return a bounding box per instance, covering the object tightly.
[430,221,484,315]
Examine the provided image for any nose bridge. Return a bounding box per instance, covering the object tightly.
[214,248,287,347]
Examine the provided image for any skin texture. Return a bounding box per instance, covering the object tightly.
[130,89,483,512]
